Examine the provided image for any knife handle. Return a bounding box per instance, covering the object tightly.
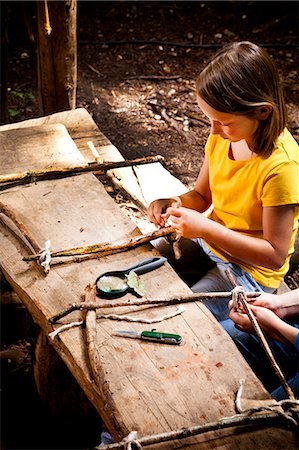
[141,331,182,345]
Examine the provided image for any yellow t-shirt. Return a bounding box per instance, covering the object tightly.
[205,129,299,288]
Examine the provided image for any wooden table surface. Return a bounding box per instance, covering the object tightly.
[0,109,297,449]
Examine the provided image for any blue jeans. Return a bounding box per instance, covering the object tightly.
[152,237,274,321]
[192,239,274,321]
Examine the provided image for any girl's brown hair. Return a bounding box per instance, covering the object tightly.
[196,41,287,156]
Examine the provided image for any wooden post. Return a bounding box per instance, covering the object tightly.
[36,0,77,114]
[0,1,9,124]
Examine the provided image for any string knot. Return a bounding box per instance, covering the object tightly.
[124,431,142,449]
[232,285,245,312]
[38,240,51,274]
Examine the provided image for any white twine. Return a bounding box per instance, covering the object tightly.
[98,306,186,324]
[123,431,141,450]
[49,320,84,340]
[231,285,245,312]
[235,378,281,414]
[235,378,246,412]
[49,307,185,339]
[38,240,52,274]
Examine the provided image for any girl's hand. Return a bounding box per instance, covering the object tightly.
[164,206,209,238]
[147,197,181,227]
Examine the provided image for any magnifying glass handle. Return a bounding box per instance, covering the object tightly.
[127,257,167,276]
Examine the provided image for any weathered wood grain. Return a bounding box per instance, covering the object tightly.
[0,109,297,448]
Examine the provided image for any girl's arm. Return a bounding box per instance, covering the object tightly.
[248,289,299,319]
[166,203,295,270]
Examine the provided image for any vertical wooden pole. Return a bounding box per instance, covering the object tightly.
[0,1,9,124]
[37,0,77,115]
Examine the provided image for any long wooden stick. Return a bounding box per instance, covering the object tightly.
[225,268,295,400]
[84,285,103,386]
[48,230,180,267]
[48,290,261,324]
[84,284,130,439]
[0,200,41,253]
[96,408,298,450]
[23,226,175,261]
[126,75,181,80]
[0,155,164,190]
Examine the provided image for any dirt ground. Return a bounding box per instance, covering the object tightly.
[1,1,299,449]
[5,1,299,187]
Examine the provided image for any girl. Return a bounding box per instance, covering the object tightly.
[148,41,299,321]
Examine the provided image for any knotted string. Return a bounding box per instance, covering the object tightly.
[231,285,245,312]
[38,240,52,274]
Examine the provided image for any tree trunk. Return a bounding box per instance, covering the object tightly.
[0,1,9,124]
[36,0,77,114]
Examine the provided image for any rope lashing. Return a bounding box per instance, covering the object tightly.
[231,285,245,312]
[124,431,142,450]
[38,240,52,274]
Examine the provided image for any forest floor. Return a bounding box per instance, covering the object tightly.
[1,1,299,449]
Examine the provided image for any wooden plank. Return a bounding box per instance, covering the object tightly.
[0,123,85,174]
[0,110,297,448]
[0,109,188,214]
[2,202,294,446]
[0,109,122,162]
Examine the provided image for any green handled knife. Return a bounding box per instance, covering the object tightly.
[113,329,182,345]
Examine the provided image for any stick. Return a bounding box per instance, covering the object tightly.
[0,155,164,190]
[161,108,191,143]
[84,285,129,438]
[23,226,175,262]
[186,112,210,127]
[225,268,295,400]
[87,63,102,76]
[84,284,102,386]
[48,290,261,324]
[126,75,181,80]
[96,408,298,449]
[0,200,41,253]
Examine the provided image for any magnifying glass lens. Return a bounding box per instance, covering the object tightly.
[97,275,128,293]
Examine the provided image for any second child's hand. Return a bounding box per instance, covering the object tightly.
[229,302,298,347]
[246,290,299,319]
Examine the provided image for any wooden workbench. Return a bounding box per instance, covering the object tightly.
[0,109,297,449]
